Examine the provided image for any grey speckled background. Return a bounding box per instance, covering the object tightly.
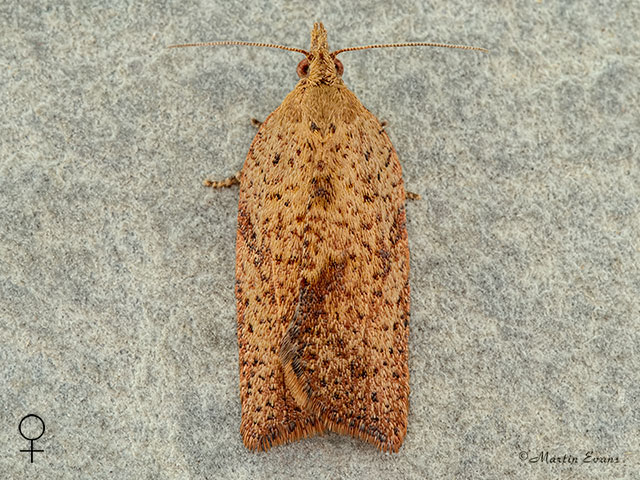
[1,1,639,479]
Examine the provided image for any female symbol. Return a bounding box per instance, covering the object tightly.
[18,414,45,463]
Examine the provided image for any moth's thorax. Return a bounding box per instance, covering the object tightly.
[290,82,360,137]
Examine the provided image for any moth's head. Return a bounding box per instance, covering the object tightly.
[168,25,487,86]
[296,22,343,84]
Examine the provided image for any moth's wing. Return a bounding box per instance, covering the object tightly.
[280,89,411,452]
[235,90,325,450]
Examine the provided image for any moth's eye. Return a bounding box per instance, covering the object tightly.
[297,58,310,78]
[334,58,344,76]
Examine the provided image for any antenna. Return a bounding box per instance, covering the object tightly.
[332,42,488,56]
[168,41,309,56]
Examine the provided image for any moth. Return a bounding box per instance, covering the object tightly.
[170,22,485,452]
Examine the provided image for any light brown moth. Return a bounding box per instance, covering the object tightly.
[170,22,485,452]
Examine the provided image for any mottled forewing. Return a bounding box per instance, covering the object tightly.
[235,90,325,450]
[280,87,411,452]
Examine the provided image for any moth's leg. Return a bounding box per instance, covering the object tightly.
[204,118,259,188]
[203,116,260,188]
[406,191,421,200]
[203,171,241,188]
[380,120,388,130]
